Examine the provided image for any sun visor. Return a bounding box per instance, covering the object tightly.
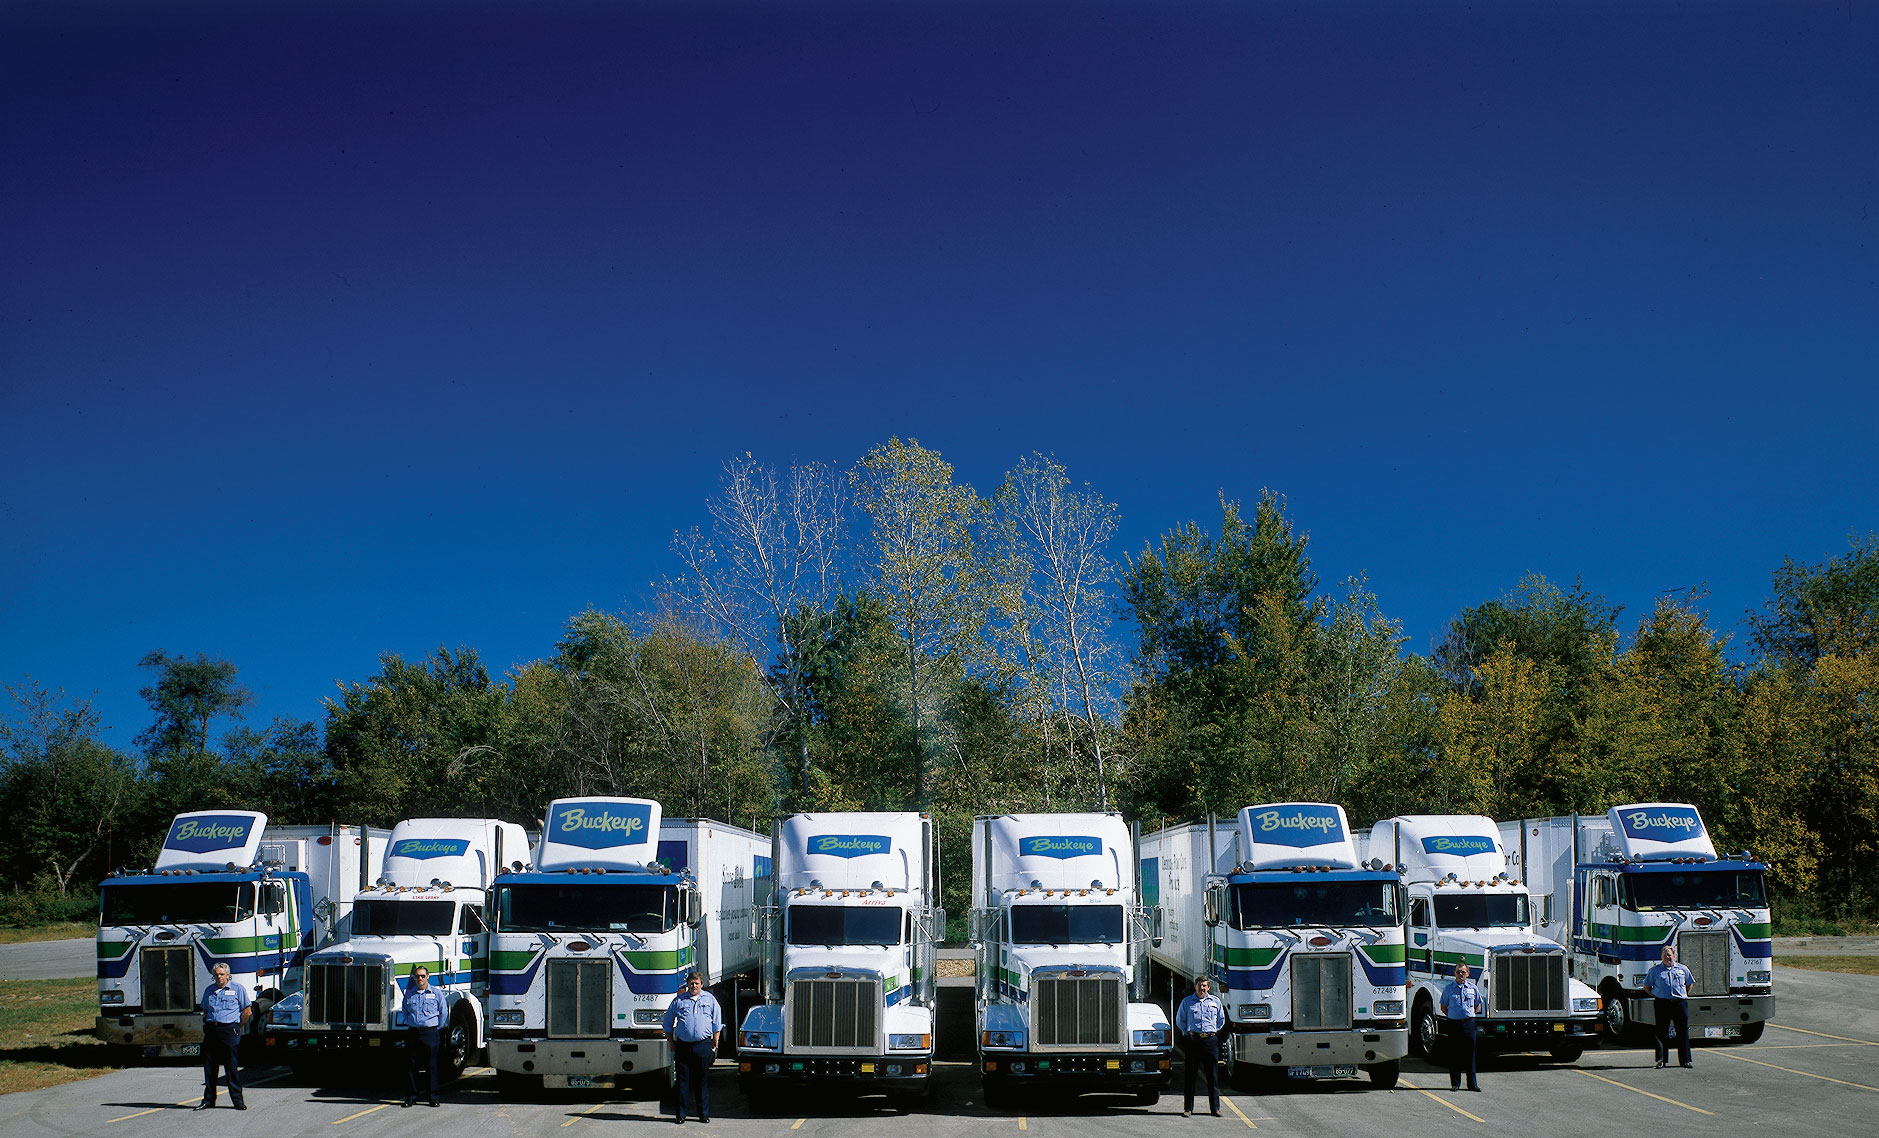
[154,811,269,871]
[1606,803,1717,861]
[536,798,663,872]
[1237,802,1359,870]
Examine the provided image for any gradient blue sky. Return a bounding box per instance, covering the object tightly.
[3,1,1874,747]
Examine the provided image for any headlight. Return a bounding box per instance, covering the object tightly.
[982,1029,1024,1049]
[1373,1000,1405,1017]
[1132,1029,1168,1047]
[492,1010,525,1025]
[1573,997,1601,1014]
[1747,971,1772,984]
[1239,1004,1271,1020]
[888,1033,931,1050]
[99,990,124,1005]
[268,1005,299,1026]
[634,1009,664,1025]
[741,1030,780,1050]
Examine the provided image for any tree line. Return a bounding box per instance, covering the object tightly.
[3,438,1875,928]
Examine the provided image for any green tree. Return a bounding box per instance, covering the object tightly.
[1749,533,1879,667]
[136,650,253,757]
[0,678,140,894]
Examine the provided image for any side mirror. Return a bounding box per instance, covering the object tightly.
[1150,905,1165,948]
[1203,887,1220,927]
[967,909,983,944]
[682,888,703,928]
[933,908,948,944]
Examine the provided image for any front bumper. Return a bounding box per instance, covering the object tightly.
[980,1051,1171,1092]
[1630,993,1773,1030]
[738,1053,931,1091]
[490,1036,673,1083]
[95,1013,203,1047]
[264,1027,398,1053]
[1440,1016,1602,1051]
[1228,1025,1409,1067]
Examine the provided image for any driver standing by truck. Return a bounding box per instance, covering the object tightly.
[197,963,250,1111]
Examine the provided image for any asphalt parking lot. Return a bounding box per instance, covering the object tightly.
[5,965,1875,1138]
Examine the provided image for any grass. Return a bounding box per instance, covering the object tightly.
[0,978,123,1095]
[1782,956,1879,976]
[0,923,97,946]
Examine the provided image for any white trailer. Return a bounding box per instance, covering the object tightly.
[1358,816,1602,1063]
[95,811,389,1056]
[1501,803,1773,1043]
[263,817,529,1079]
[487,799,770,1093]
[736,812,941,1107]
[1141,803,1409,1090]
[970,813,1172,1108]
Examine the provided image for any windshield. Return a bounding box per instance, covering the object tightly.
[1232,882,1399,929]
[494,883,677,934]
[101,882,255,926]
[1621,870,1766,912]
[353,899,455,936]
[788,905,903,946]
[1434,893,1530,929]
[1008,904,1124,945]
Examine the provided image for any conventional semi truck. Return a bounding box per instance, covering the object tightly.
[736,812,942,1108]
[1501,803,1773,1044]
[263,817,528,1079]
[1359,815,1602,1063]
[970,813,1171,1108]
[94,811,388,1057]
[487,798,769,1094]
[1140,803,1408,1090]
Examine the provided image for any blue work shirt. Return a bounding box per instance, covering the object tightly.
[663,988,724,1043]
[1440,978,1482,1020]
[200,978,251,1024]
[403,984,448,1028]
[1175,992,1226,1034]
[1645,961,1694,999]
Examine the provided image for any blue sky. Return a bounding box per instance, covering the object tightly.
[3,0,1874,747]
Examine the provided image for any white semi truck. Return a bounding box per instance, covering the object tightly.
[1501,803,1774,1044]
[94,811,388,1057]
[1140,802,1408,1090]
[970,813,1172,1108]
[1359,815,1602,1064]
[487,797,770,1094]
[736,812,942,1108]
[263,817,528,1079]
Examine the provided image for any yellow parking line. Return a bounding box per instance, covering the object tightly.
[562,1099,613,1127]
[1397,1076,1485,1124]
[331,1103,390,1125]
[1769,1024,1879,1046]
[107,1094,203,1124]
[1223,1096,1259,1128]
[1709,1048,1879,1092]
[1575,1069,1713,1115]
[791,1119,806,1130]
[1017,1118,1027,1131]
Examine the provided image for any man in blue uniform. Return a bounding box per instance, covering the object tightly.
[1440,960,1482,1092]
[663,971,722,1124]
[197,962,250,1110]
[1645,945,1695,1069]
[1175,975,1225,1117]
[402,965,449,1107]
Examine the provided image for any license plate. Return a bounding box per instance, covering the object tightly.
[180,1044,201,1057]
[568,1075,593,1088]
[1702,1026,1739,1039]
[1286,1065,1356,1079]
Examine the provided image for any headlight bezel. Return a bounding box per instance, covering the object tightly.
[1746,970,1772,985]
[981,1029,1025,1049]
[634,1009,664,1026]
[1572,997,1602,1014]
[1373,1000,1405,1018]
[1238,1003,1272,1020]
[99,990,125,1005]
[741,1030,781,1050]
[491,1009,526,1026]
[1131,1028,1169,1048]
[887,1032,931,1051]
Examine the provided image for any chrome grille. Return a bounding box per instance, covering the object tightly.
[1291,954,1352,1030]
[1678,932,1729,996]
[1490,951,1565,1013]
[547,959,611,1038]
[139,946,196,1013]
[788,979,879,1050]
[1033,976,1123,1048]
[305,961,386,1027]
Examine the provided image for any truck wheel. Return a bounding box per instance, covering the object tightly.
[1602,988,1634,1041]
[1547,1046,1584,1064]
[1734,1022,1765,1045]
[442,1008,475,1081]
[1133,1088,1161,1106]
[1414,1001,1445,1062]
[1366,1059,1399,1090]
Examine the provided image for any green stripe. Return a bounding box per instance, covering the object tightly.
[204,935,284,954]
[1738,923,1771,940]
[490,950,538,971]
[1432,949,1485,969]
[1590,924,1671,942]
[622,947,692,971]
[1223,946,1283,968]
[1359,943,1406,965]
[97,941,133,960]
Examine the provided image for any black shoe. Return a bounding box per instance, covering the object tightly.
[1182,1109,1192,1116]
[234,1103,247,1111]
[700,1118,710,1124]
[429,1099,440,1108]
[1211,1109,1222,1116]
[1467,1085,1481,1092]
[676,1118,686,1125]
[1654,1061,1665,1069]
[1679,1062,1693,1069]
[403,1099,414,1108]
[194,1102,214,1111]
[1450,1084,1460,1092]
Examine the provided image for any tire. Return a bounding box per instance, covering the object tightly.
[1547,1046,1584,1064]
[1602,988,1634,1041]
[1414,1000,1445,1062]
[442,1009,476,1081]
[1734,1021,1765,1045]
[1366,1059,1399,1090]
[1133,1089,1161,1106]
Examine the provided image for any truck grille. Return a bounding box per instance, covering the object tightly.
[1291,954,1352,1030]
[547,959,611,1038]
[305,961,386,1027]
[1490,951,1565,1013]
[1033,976,1122,1048]
[1677,932,1729,997]
[788,979,879,1050]
[139,946,197,1013]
